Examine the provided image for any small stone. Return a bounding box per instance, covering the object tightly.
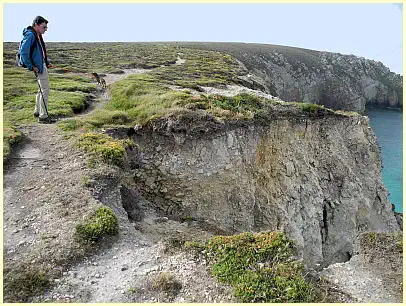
[95,273,101,278]
[20,206,25,209]
[93,262,98,266]
[121,265,128,271]
[113,256,118,259]
[334,279,339,284]
[22,186,35,191]
[121,290,125,294]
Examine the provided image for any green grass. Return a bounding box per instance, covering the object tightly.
[186,232,316,303]
[3,42,243,157]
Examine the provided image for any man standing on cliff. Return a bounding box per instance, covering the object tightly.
[18,16,55,123]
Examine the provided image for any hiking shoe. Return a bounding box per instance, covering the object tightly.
[33,112,39,118]
[38,117,56,124]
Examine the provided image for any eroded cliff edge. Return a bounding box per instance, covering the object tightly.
[110,105,399,268]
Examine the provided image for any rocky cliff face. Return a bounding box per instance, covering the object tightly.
[180,42,402,113]
[115,107,399,268]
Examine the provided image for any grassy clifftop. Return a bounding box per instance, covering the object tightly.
[3,42,358,158]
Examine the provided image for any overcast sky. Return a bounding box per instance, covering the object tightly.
[3,3,403,74]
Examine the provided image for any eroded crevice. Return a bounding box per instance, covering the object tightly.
[120,185,144,222]
[321,203,329,244]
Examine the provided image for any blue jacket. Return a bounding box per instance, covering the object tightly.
[19,26,50,73]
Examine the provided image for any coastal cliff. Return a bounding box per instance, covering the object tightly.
[3,41,401,302]
[179,42,402,113]
[114,105,399,268]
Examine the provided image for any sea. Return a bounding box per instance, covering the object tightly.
[366,106,403,213]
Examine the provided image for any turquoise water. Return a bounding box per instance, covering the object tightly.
[366,106,403,213]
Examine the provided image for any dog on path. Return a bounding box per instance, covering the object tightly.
[91,72,107,89]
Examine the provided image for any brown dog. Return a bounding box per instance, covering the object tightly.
[91,72,107,89]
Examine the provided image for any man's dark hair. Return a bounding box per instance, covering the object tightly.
[32,16,48,26]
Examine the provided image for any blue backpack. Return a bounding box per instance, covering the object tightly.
[16,29,36,67]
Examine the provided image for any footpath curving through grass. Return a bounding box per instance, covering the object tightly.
[3,67,96,158]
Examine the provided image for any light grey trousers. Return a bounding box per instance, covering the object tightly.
[34,63,50,119]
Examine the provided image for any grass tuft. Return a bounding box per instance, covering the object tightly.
[75,206,119,242]
[4,266,50,302]
[151,272,182,299]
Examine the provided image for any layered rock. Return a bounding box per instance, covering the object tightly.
[180,42,402,113]
[118,107,399,268]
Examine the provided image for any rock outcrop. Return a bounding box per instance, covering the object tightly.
[179,42,402,113]
[115,106,399,268]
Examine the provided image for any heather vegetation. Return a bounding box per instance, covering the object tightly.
[185,232,318,303]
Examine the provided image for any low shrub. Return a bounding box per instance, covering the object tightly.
[76,132,135,166]
[76,206,119,242]
[194,231,316,303]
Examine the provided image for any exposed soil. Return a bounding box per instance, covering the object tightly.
[3,65,402,303]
